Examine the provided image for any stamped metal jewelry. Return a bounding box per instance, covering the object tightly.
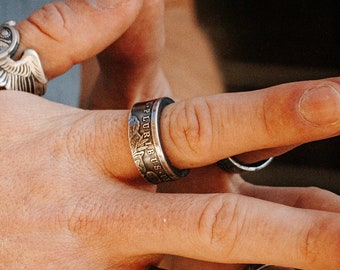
[217,156,274,174]
[128,97,190,184]
[0,21,47,95]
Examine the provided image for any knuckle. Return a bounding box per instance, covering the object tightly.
[59,126,84,166]
[301,217,340,268]
[168,97,213,158]
[180,100,202,153]
[25,2,75,70]
[260,88,303,142]
[259,94,279,140]
[301,223,320,265]
[197,195,241,252]
[27,2,71,42]
[67,193,106,236]
[56,112,110,175]
[63,113,94,162]
[293,186,325,208]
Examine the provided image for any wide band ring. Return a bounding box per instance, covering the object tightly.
[217,156,274,174]
[0,21,47,95]
[128,97,190,184]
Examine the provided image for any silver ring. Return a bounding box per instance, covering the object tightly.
[128,97,190,184]
[245,265,271,270]
[217,156,274,173]
[0,21,47,95]
[245,265,296,270]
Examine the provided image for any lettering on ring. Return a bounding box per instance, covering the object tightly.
[129,101,170,184]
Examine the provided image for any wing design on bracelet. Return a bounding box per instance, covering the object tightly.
[0,49,47,95]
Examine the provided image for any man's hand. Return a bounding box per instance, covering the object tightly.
[1,1,339,269]
[0,77,339,269]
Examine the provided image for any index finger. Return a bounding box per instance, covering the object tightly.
[160,78,340,168]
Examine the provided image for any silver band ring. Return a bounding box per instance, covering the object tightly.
[0,21,47,95]
[245,265,296,270]
[217,156,274,174]
[245,265,272,270]
[128,97,189,184]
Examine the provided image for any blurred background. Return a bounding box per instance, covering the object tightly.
[195,0,340,193]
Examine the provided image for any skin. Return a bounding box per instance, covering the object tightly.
[0,0,339,269]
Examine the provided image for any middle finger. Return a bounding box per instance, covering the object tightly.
[160,78,340,169]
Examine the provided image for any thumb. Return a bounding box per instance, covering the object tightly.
[14,0,143,79]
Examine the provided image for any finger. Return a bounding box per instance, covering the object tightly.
[14,0,143,79]
[3,78,339,182]
[89,0,171,109]
[159,255,246,270]
[160,78,340,168]
[239,182,340,213]
[157,165,244,194]
[109,191,340,269]
[98,0,165,68]
[233,145,298,164]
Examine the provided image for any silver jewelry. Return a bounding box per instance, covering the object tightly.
[245,265,296,270]
[128,97,189,184]
[246,265,272,270]
[0,21,47,95]
[217,156,274,173]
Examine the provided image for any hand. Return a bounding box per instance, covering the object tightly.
[2,1,338,269]
[1,76,339,269]
[15,0,170,108]
[15,0,223,109]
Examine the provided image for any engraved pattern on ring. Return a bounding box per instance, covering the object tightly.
[0,25,12,54]
[0,21,47,95]
[0,21,18,57]
[128,98,189,184]
[129,100,171,184]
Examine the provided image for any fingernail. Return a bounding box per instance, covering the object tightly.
[299,85,340,126]
[87,0,121,9]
